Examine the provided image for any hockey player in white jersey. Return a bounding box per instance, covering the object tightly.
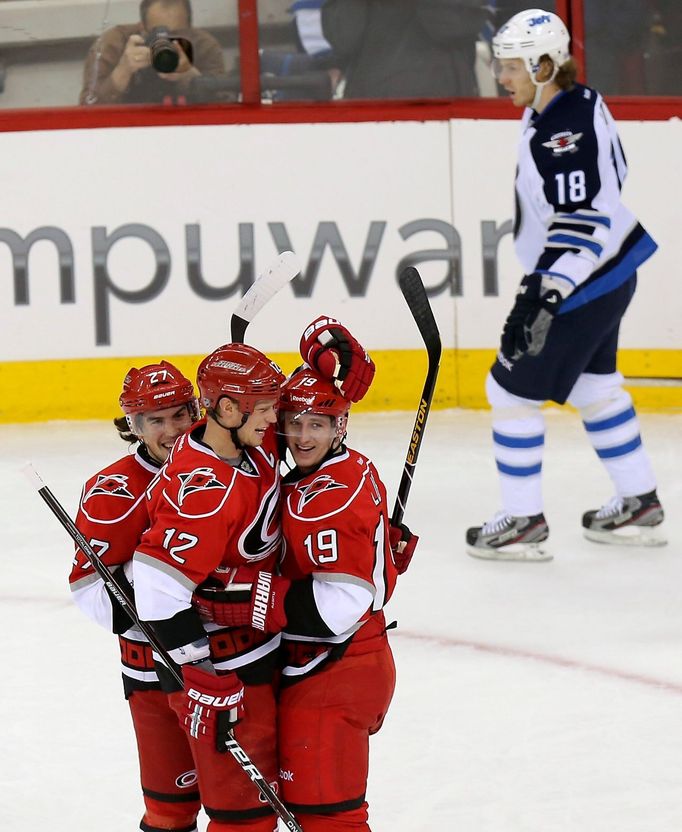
[466,9,665,561]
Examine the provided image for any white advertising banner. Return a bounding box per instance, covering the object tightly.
[0,117,679,362]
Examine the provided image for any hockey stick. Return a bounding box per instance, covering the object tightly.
[22,464,303,832]
[231,250,301,343]
[391,267,442,527]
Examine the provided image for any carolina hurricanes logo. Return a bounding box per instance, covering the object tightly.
[177,467,227,506]
[296,475,347,513]
[239,481,281,561]
[542,130,583,155]
[83,474,135,503]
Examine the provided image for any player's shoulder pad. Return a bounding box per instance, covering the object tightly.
[535,85,597,156]
[285,449,380,521]
[162,439,236,518]
[79,452,154,523]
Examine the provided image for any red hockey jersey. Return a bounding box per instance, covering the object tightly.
[279,446,398,682]
[134,421,282,678]
[71,447,160,691]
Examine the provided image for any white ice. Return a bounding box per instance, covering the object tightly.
[2,409,681,831]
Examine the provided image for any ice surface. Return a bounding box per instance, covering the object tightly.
[1,409,680,831]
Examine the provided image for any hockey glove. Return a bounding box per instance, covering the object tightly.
[300,315,375,402]
[193,569,291,634]
[181,664,245,752]
[192,568,254,627]
[500,273,566,361]
[249,571,291,634]
[389,523,419,575]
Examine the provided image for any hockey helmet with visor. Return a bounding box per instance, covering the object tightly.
[197,343,285,417]
[279,368,350,442]
[119,360,199,432]
[492,9,570,85]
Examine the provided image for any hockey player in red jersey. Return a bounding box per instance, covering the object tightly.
[275,368,401,831]
[133,343,286,832]
[70,361,202,832]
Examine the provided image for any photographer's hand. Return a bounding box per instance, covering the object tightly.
[122,34,151,73]
[110,34,151,93]
[159,42,200,82]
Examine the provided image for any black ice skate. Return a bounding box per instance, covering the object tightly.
[582,489,666,547]
[466,511,551,562]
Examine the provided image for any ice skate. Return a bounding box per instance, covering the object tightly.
[582,490,666,547]
[466,511,551,562]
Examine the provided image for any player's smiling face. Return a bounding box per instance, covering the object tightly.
[496,58,535,107]
[282,411,336,473]
[136,404,193,463]
[236,398,279,447]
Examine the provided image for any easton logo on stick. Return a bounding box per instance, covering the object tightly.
[407,399,428,464]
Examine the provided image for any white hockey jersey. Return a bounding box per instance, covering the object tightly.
[513,83,657,312]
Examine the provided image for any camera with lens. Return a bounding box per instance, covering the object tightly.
[146,26,194,74]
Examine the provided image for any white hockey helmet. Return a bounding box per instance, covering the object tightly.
[493,9,570,78]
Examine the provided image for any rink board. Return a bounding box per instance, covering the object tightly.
[0,348,678,423]
[1,119,679,421]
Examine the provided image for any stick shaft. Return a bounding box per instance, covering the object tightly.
[391,267,442,527]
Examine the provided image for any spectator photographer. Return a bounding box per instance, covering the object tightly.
[80,0,225,105]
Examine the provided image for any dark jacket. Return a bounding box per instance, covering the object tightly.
[321,0,487,98]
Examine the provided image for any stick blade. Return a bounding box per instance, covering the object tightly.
[398,267,442,363]
[231,251,301,342]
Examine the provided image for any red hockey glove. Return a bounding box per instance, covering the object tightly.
[193,569,290,634]
[300,315,375,402]
[180,664,245,753]
[389,523,419,575]
[192,567,254,627]
[249,571,291,634]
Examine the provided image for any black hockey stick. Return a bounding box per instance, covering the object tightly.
[23,464,303,832]
[231,250,301,343]
[391,267,442,527]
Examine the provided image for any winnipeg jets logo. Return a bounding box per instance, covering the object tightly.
[83,474,134,503]
[296,475,347,512]
[542,130,583,155]
[177,467,227,506]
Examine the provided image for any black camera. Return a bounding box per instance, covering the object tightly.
[146,26,193,73]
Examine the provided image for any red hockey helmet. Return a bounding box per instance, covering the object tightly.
[197,343,285,415]
[279,368,350,439]
[119,361,198,417]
